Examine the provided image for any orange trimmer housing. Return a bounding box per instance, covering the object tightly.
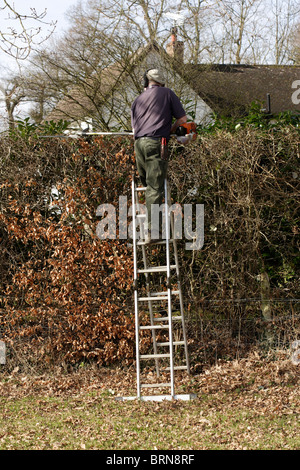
[175,122,197,140]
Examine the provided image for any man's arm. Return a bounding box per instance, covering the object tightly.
[170,115,187,134]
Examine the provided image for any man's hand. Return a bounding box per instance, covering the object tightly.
[170,115,187,134]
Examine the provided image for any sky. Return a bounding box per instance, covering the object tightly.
[0,0,79,127]
[0,0,78,70]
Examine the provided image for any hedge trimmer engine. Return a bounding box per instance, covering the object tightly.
[175,122,197,144]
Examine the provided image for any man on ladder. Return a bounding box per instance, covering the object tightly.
[131,68,187,243]
[126,68,197,402]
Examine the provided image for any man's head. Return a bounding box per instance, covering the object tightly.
[145,69,165,87]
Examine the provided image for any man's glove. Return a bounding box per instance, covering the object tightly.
[176,134,194,144]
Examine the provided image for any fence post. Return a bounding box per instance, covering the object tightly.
[0,341,6,365]
[260,272,274,345]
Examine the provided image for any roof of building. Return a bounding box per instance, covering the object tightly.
[183,63,300,116]
[45,41,300,124]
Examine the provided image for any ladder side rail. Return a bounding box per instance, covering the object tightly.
[164,179,175,397]
[169,197,190,375]
[172,230,190,374]
[132,176,141,398]
[135,187,160,377]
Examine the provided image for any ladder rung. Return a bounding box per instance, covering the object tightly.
[154,316,182,322]
[136,213,146,218]
[164,365,188,371]
[138,293,181,302]
[137,290,179,301]
[151,290,179,296]
[137,265,176,273]
[137,239,173,246]
[140,353,170,359]
[157,341,185,346]
[138,296,168,301]
[139,325,170,330]
[135,187,147,191]
[141,383,171,388]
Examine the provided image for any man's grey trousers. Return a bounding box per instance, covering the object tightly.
[134,137,168,233]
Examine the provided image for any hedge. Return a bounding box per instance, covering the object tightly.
[0,128,299,369]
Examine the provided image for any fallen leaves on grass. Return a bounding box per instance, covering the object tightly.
[0,351,299,450]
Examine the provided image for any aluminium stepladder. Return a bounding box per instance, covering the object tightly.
[119,175,196,402]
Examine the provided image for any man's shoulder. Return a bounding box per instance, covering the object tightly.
[164,87,180,98]
[131,92,143,108]
[132,89,148,102]
[160,86,174,94]
[132,86,179,105]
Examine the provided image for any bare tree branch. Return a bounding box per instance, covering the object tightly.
[0,0,56,60]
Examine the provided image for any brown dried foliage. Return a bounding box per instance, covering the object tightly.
[0,136,135,366]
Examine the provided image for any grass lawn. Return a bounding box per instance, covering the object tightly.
[0,353,299,450]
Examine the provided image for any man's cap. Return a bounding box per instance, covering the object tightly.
[146,69,165,85]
